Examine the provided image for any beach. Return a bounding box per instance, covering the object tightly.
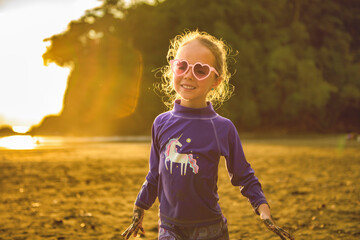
[0,135,359,239]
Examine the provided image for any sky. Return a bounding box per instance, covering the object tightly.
[0,0,105,132]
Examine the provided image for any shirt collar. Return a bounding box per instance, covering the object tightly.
[171,100,218,119]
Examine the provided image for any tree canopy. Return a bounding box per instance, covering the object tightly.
[33,0,360,135]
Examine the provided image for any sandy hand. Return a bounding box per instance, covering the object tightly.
[262,218,295,240]
[122,207,145,239]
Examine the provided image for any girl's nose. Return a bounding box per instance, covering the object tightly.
[184,66,194,80]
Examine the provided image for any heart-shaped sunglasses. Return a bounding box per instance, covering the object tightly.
[170,59,219,80]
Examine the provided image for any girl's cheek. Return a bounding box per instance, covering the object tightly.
[172,77,180,90]
[173,76,181,85]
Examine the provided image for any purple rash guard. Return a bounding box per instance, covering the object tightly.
[135,100,268,226]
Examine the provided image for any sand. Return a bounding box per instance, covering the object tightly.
[0,136,359,239]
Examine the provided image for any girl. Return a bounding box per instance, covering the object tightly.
[122,30,294,240]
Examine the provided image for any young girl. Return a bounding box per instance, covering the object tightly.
[122,30,294,240]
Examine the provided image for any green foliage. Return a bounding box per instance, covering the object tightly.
[41,0,360,134]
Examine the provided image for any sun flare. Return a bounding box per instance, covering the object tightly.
[12,126,31,134]
[0,0,102,129]
[0,135,37,150]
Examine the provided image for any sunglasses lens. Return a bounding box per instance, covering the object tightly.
[173,60,188,75]
[194,63,210,79]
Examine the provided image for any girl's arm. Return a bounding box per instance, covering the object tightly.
[258,203,272,220]
[134,120,161,209]
[257,204,295,240]
[122,117,163,239]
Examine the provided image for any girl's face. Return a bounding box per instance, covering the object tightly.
[173,40,221,109]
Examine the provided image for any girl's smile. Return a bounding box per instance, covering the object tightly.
[180,84,196,90]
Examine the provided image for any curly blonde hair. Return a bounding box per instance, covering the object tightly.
[157,30,234,109]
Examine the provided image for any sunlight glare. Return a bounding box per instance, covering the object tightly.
[12,126,31,134]
[0,135,37,150]
[0,0,101,128]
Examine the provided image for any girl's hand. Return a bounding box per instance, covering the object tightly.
[121,206,145,239]
[258,204,295,240]
[262,218,295,240]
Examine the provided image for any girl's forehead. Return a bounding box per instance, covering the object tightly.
[176,40,215,65]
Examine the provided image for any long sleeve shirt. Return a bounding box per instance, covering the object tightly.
[135,100,268,226]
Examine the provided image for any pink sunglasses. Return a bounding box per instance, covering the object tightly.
[170,59,219,80]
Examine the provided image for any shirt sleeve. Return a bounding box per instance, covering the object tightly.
[134,120,160,210]
[223,122,268,214]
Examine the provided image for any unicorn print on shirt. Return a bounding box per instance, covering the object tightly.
[164,135,199,175]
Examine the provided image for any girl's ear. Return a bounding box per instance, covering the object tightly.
[212,77,222,88]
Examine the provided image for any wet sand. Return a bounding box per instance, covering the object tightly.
[0,136,359,239]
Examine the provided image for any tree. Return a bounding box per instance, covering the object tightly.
[36,0,360,135]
